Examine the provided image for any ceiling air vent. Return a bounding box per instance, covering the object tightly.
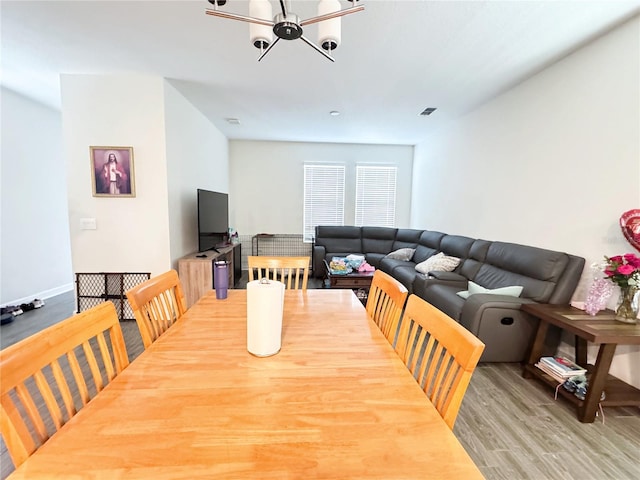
[420,107,437,116]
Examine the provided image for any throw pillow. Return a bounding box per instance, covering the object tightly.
[386,248,416,261]
[415,252,461,274]
[456,281,524,299]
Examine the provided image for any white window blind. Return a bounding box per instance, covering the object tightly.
[355,166,397,227]
[303,164,345,242]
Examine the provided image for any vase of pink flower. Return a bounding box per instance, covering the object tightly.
[603,253,640,324]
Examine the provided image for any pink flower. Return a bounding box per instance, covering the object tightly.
[603,254,640,288]
[624,253,640,268]
[617,264,635,275]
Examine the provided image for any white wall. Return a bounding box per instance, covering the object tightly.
[229,140,414,236]
[164,81,229,266]
[412,17,640,387]
[0,88,73,304]
[60,75,172,277]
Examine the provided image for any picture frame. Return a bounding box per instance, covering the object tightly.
[90,146,136,197]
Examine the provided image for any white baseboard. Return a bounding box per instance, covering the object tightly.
[3,283,74,307]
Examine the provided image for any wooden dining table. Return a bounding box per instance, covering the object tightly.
[8,289,483,479]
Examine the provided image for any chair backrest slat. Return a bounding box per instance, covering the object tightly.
[126,269,188,349]
[396,295,485,430]
[14,383,47,443]
[247,256,310,290]
[50,359,75,419]
[66,350,90,406]
[0,302,129,468]
[96,331,116,382]
[33,370,63,430]
[81,340,104,392]
[1,394,35,461]
[366,271,408,348]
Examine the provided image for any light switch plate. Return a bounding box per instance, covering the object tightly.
[80,218,97,230]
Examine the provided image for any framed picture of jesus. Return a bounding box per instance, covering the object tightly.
[90,146,136,197]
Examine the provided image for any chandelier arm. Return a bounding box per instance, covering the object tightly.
[299,5,364,27]
[299,35,335,62]
[205,9,274,27]
[257,37,281,62]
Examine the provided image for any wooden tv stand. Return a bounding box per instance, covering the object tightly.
[178,244,241,308]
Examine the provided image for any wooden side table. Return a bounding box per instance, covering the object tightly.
[522,303,640,423]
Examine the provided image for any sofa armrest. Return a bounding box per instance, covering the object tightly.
[427,271,467,284]
[459,294,535,335]
[458,295,562,362]
[413,272,467,298]
[312,245,327,278]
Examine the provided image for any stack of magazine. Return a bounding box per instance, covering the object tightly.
[535,356,587,383]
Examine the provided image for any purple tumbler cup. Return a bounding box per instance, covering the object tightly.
[214,261,228,300]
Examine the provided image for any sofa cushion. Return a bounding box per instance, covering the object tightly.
[413,231,446,263]
[439,235,475,259]
[392,229,423,250]
[415,252,460,274]
[459,239,491,279]
[456,281,523,299]
[365,253,387,269]
[472,242,570,303]
[390,264,420,293]
[315,226,362,254]
[420,284,466,321]
[361,227,397,254]
[380,257,410,273]
[386,248,416,261]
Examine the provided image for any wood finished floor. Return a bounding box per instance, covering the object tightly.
[1,276,639,479]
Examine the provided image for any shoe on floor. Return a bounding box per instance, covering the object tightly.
[21,303,35,312]
[11,308,23,316]
[1,305,20,315]
[33,299,45,308]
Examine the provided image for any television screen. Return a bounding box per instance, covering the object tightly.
[197,189,229,252]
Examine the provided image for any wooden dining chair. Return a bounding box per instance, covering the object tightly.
[395,294,485,430]
[247,256,310,290]
[125,269,188,349]
[0,301,129,468]
[366,270,408,348]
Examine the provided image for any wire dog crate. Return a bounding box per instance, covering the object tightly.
[251,234,311,257]
[236,234,312,270]
[75,272,151,321]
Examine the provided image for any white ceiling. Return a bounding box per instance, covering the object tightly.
[2,0,639,146]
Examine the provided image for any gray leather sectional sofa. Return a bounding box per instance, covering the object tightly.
[313,225,585,362]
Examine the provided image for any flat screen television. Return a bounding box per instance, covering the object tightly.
[197,189,229,252]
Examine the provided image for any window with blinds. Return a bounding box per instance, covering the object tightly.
[303,164,345,242]
[355,166,397,227]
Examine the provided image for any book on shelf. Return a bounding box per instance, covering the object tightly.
[535,362,570,383]
[539,356,586,377]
